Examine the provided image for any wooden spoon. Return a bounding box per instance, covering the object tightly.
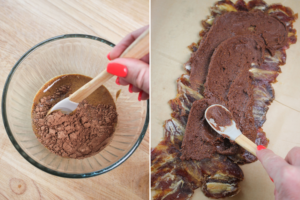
[205,104,257,156]
[47,28,149,115]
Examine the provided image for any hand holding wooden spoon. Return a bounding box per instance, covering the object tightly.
[205,104,300,200]
[107,25,149,101]
[47,27,149,115]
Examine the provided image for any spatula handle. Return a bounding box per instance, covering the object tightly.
[235,134,257,156]
[69,29,149,103]
[120,29,149,59]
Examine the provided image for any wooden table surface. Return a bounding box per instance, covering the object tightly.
[0,1,149,199]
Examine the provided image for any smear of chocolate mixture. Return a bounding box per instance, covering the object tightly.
[189,10,287,91]
[206,106,233,130]
[32,75,117,159]
[181,35,267,161]
[151,1,297,199]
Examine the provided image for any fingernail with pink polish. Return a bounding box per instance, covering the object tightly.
[138,91,143,101]
[107,52,111,61]
[107,63,128,77]
[257,145,266,151]
[116,77,120,85]
[129,84,133,93]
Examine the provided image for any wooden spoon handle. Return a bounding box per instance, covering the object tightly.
[120,29,149,59]
[69,28,149,103]
[235,134,257,156]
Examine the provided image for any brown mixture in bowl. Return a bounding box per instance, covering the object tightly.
[32,74,118,159]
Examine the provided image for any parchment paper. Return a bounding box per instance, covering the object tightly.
[151,0,300,199]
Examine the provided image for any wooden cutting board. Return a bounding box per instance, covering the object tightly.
[151,0,300,199]
[0,0,149,199]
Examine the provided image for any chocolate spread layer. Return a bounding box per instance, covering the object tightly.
[189,10,287,91]
[152,1,297,199]
[181,35,266,161]
[206,106,233,130]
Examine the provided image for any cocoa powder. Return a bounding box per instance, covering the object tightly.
[32,85,118,159]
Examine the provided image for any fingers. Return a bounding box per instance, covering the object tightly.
[117,77,142,95]
[107,58,149,93]
[116,77,142,92]
[285,147,300,166]
[140,53,149,63]
[108,26,149,101]
[129,84,142,93]
[139,91,149,101]
[257,147,300,200]
[256,148,289,182]
[108,25,149,60]
[116,77,130,86]
[115,77,149,100]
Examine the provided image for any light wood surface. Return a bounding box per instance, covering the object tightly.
[0,1,149,200]
[69,29,149,103]
[151,0,300,199]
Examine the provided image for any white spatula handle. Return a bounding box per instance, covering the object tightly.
[69,29,149,103]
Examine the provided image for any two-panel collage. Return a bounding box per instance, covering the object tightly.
[0,0,300,199]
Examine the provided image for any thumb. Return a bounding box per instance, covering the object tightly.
[107,58,149,93]
[257,147,288,182]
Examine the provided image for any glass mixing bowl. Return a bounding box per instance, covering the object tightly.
[2,34,149,178]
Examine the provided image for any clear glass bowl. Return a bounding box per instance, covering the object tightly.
[2,34,149,178]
